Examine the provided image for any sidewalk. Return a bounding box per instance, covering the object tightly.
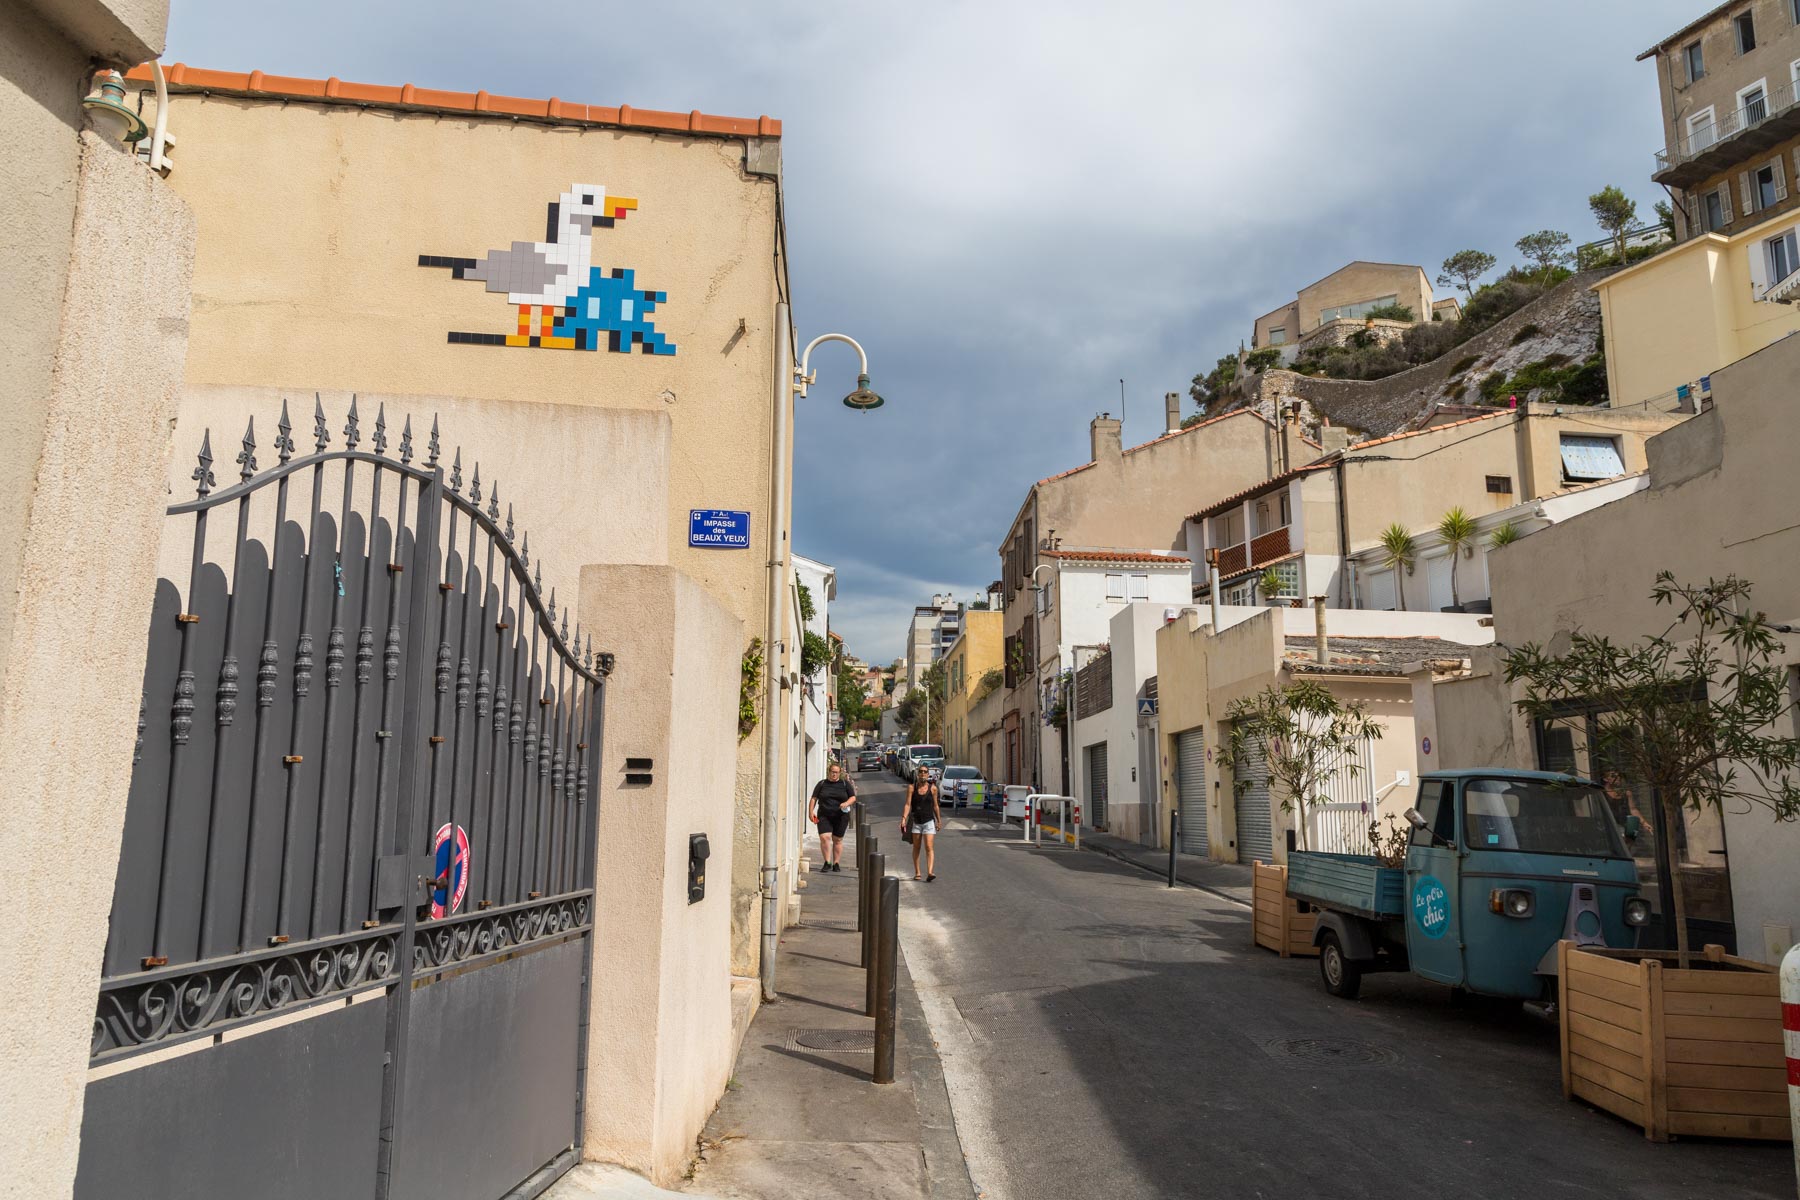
[676,840,975,1200]
[1077,827,1255,907]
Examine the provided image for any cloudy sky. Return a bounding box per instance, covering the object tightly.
[166,0,1694,663]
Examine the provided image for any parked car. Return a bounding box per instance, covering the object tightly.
[937,765,982,808]
[856,750,881,772]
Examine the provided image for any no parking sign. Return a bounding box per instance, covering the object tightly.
[431,822,471,918]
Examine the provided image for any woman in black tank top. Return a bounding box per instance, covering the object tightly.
[906,775,942,881]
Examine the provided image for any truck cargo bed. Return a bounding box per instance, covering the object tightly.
[1286,852,1406,919]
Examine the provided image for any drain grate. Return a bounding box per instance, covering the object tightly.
[790,1028,876,1054]
[1262,1037,1400,1066]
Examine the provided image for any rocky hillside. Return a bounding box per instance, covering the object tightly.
[1230,268,1617,439]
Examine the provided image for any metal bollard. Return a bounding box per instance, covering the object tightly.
[855,809,867,932]
[1782,941,1799,1186]
[1167,807,1179,888]
[865,852,884,1014]
[861,838,879,969]
[873,875,899,1084]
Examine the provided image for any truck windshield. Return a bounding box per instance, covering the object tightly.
[1462,778,1628,858]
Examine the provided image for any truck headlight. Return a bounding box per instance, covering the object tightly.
[1489,888,1534,918]
[1623,897,1652,927]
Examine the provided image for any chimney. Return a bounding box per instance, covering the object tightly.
[1279,409,1302,473]
[1164,392,1182,435]
[1319,419,1349,454]
[1314,596,1328,664]
[1090,412,1123,462]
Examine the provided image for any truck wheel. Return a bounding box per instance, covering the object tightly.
[1318,931,1363,1000]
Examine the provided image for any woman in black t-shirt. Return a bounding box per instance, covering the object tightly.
[809,763,856,872]
[904,774,942,882]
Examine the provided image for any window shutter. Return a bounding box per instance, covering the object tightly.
[1740,171,1756,214]
[1720,182,1734,224]
[1775,157,1789,202]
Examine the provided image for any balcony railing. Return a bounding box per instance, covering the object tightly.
[1655,77,1800,182]
[1212,525,1291,580]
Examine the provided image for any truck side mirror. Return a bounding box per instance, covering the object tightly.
[1623,814,1642,840]
[1403,807,1427,830]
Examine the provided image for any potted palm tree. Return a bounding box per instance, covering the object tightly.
[1376,523,1415,611]
[1436,506,1477,611]
[1256,566,1286,606]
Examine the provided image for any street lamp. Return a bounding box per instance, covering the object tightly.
[760,308,886,1005]
[1029,561,1059,792]
[795,333,885,411]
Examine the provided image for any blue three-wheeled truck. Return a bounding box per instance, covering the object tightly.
[1286,770,1654,1007]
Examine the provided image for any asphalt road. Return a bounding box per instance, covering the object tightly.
[848,769,1792,1200]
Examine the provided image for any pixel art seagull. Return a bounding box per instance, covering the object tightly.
[419,184,676,354]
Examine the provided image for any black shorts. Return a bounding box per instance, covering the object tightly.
[816,806,850,837]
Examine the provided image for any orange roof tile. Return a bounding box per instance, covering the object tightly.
[124,63,781,139]
[1041,549,1191,565]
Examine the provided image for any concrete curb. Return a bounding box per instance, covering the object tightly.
[1080,839,1253,910]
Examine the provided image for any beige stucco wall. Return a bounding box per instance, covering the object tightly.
[148,88,785,975]
[0,3,84,716]
[0,125,193,1199]
[1296,263,1432,330]
[1465,339,1800,961]
[579,564,740,1186]
[1594,222,1800,407]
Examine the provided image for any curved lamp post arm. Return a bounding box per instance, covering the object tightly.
[794,333,870,397]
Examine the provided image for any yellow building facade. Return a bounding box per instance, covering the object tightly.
[941,610,1003,765]
[1593,215,1800,408]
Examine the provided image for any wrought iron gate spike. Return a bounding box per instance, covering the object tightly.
[398,415,414,465]
[192,430,217,498]
[372,402,388,456]
[343,396,361,451]
[311,395,330,453]
[504,502,515,542]
[487,484,500,523]
[519,530,529,569]
[533,560,542,594]
[449,447,463,495]
[275,399,295,464]
[560,609,569,643]
[469,463,482,506]
[547,587,556,625]
[426,414,441,468]
[237,417,258,482]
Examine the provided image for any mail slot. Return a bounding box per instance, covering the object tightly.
[688,833,710,904]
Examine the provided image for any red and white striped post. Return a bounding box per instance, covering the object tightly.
[1782,941,1800,1189]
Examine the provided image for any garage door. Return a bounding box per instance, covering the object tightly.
[1175,728,1209,855]
[1085,742,1109,828]
[1233,732,1274,864]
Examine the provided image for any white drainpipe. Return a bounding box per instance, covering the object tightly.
[760,303,793,1003]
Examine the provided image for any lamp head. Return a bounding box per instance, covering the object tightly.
[842,373,884,412]
[83,71,149,144]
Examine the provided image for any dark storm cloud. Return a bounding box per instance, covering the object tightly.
[164,0,1697,660]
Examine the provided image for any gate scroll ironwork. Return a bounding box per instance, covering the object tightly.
[83,396,610,1200]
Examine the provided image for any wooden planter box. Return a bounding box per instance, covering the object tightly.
[1558,940,1790,1142]
[1252,861,1317,958]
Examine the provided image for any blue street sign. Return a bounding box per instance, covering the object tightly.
[689,509,751,549]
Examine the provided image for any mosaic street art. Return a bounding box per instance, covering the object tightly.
[419,183,676,354]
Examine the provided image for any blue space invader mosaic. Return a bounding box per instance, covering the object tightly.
[555,268,676,355]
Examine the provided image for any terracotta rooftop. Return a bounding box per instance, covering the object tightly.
[1041,550,1191,565]
[1282,634,1476,677]
[124,63,781,139]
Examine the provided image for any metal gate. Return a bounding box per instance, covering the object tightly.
[1084,742,1108,828]
[1233,732,1274,864]
[1175,728,1208,855]
[77,400,608,1200]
